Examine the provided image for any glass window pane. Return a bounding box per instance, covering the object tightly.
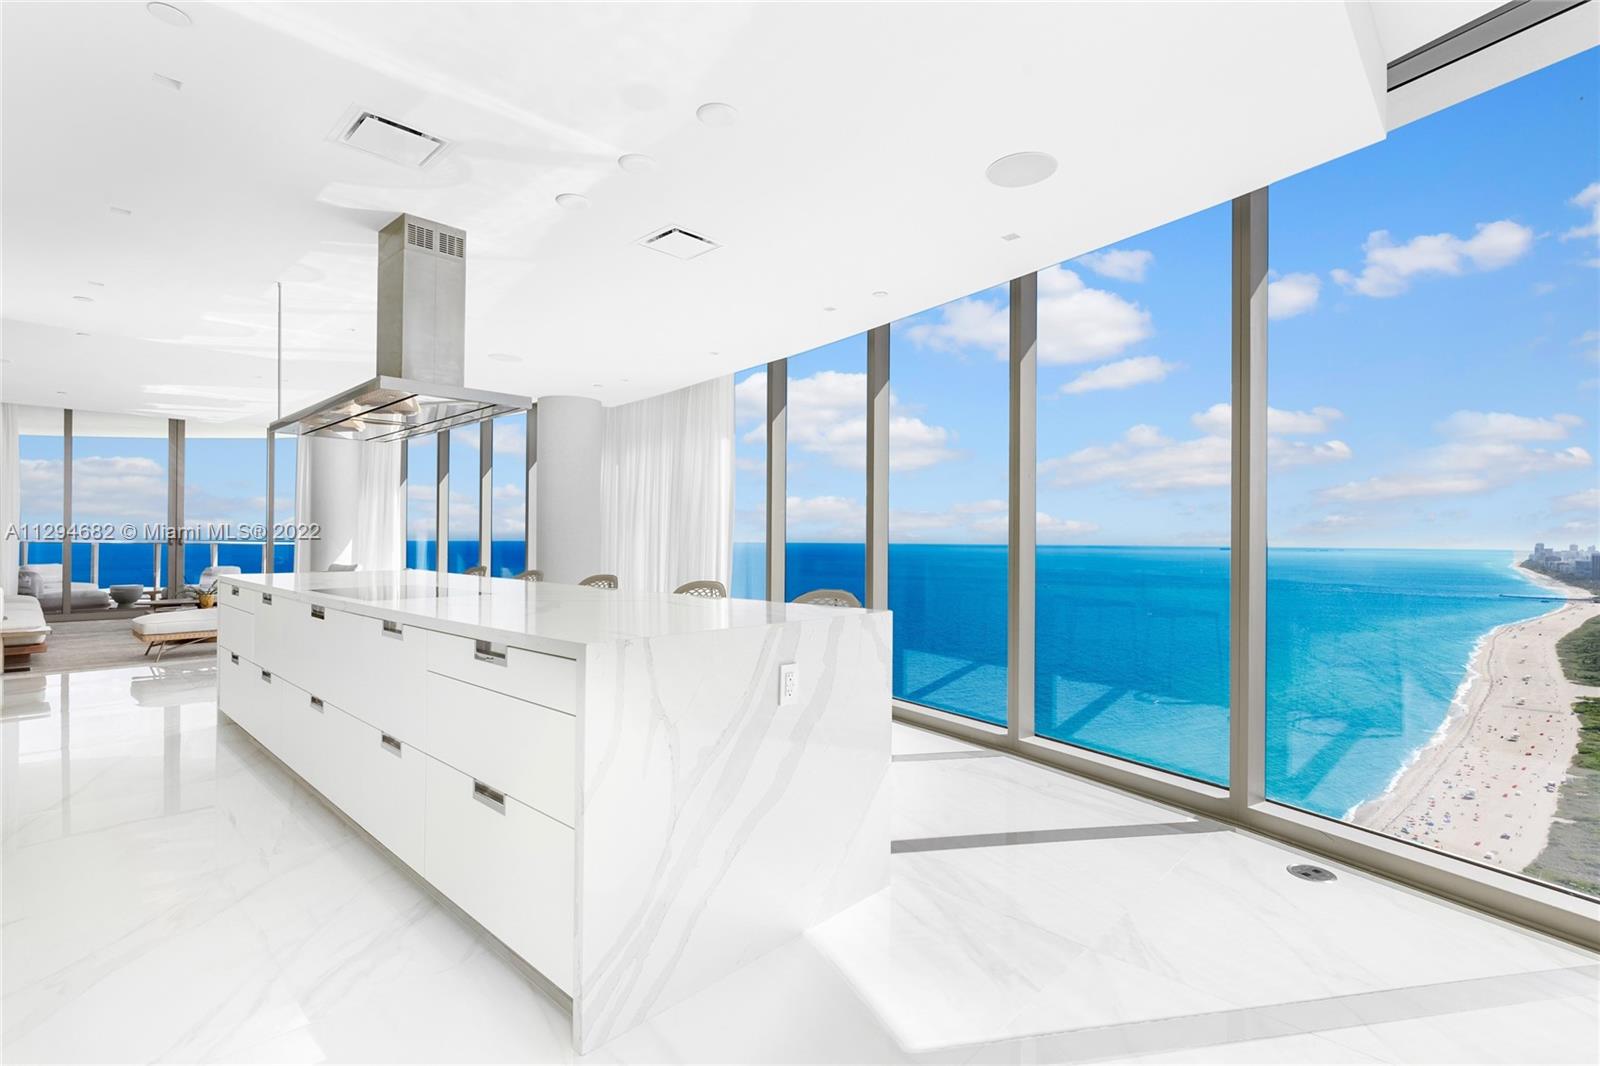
[184,433,266,579]
[18,408,65,581]
[1034,204,1232,785]
[447,426,480,573]
[491,413,527,577]
[71,412,169,592]
[1268,49,1599,898]
[272,432,297,573]
[733,367,766,599]
[407,435,436,570]
[889,284,1009,726]
[785,335,867,602]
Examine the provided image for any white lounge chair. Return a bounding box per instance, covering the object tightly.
[131,607,219,661]
[16,563,112,611]
[2,594,52,671]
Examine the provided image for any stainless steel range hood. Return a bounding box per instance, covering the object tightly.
[271,214,530,443]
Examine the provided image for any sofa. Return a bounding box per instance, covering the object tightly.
[17,564,113,611]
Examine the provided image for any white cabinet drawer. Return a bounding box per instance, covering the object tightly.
[219,649,250,729]
[332,709,425,872]
[424,673,575,825]
[425,631,576,713]
[222,582,261,614]
[223,655,281,754]
[332,611,425,743]
[253,594,284,675]
[273,678,341,803]
[423,754,574,991]
[218,604,254,662]
[275,598,335,702]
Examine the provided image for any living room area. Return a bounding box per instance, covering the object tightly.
[2,407,272,674]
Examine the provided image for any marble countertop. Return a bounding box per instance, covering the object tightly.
[219,569,877,652]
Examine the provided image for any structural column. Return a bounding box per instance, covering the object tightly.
[478,419,493,572]
[166,418,185,595]
[535,395,603,584]
[765,361,787,602]
[524,404,538,573]
[303,435,361,571]
[1229,188,1268,815]
[1008,274,1037,741]
[865,325,890,610]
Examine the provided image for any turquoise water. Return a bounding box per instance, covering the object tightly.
[738,543,1558,818]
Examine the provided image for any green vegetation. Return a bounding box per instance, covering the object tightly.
[1571,696,1600,774]
[1556,615,1600,688]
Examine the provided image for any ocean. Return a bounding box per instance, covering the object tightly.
[40,536,1556,819]
[741,542,1560,819]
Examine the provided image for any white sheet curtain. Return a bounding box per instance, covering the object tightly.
[601,376,734,594]
[293,432,312,574]
[354,439,403,572]
[0,403,21,597]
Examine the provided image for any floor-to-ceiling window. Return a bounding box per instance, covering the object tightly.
[183,432,266,579]
[785,334,868,602]
[889,285,1009,725]
[732,367,767,599]
[70,412,169,591]
[406,435,436,569]
[447,427,480,573]
[1033,206,1232,784]
[1267,48,1599,897]
[491,414,527,577]
[271,432,297,572]
[17,409,64,576]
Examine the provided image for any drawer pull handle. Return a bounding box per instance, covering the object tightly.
[261,593,273,605]
[229,652,239,665]
[309,696,324,711]
[381,734,402,755]
[473,640,508,666]
[260,670,272,683]
[230,586,239,596]
[381,620,402,637]
[310,605,325,620]
[472,780,507,813]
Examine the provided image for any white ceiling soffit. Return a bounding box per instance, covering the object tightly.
[1,0,1525,427]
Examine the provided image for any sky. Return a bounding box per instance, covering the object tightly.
[20,49,1599,555]
[734,46,1600,551]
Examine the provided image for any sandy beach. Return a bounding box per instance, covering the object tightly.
[1352,569,1600,874]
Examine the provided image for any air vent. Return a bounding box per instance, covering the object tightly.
[340,111,447,168]
[402,219,464,259]
[637,226,720,261]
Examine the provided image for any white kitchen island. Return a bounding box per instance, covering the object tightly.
[214,569,891,1051]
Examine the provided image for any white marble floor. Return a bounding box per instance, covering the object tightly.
[3,662,1596,1064]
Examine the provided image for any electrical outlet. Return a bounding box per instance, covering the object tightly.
[779,662,799,706]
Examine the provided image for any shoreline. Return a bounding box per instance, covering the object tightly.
[1351,563,1600,873]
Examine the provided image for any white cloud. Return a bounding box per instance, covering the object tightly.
[1554,488,1600,513]
[1059,356,1177,395]
[1319,409,1592,504]
[1075,248,1153,282]
[1331,220,1534,297]
[1433,411,1581,442]
[1562,182,1600,244]
[785,494,864,541]
[1267,272,1321,319]
[1034,513,1101,541]
[492,419,528,457]
[734,371,767,426]
[1189,403,1344,436]
[1044,401,1350,494]
[905,266,1152,366]
[886,498,1096,544]
[753,369,959,472]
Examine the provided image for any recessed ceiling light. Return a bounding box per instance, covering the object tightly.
[146,2,191,27]
[152,73,183,91]
[109,206,133,215]
[87,280,105,287]
[617,153,656,174]
[1001,232,1022,241]
[339,111,448,168]
[696,102,738,127]
[823,306,837,312]
[709,350,720,356]
[986,151,1058,188]
[56,390,67,395]
[72,295,94,302]
[74,331,90,336]
[872,291,888,298]
[487,352,520,363]
[591,383,604,388]
[555,193,589,209]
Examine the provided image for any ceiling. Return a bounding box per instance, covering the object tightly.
[1,1,1503,432]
